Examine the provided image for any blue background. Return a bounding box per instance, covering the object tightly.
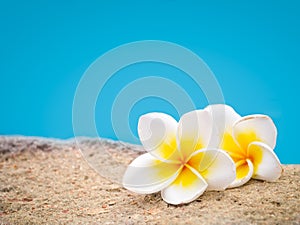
[0,1,299,163]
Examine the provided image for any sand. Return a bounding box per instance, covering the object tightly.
[0,136,299,225]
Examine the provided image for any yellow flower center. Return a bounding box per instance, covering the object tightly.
[221,130,263,178]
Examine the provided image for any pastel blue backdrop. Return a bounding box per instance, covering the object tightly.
[0,1,299,163]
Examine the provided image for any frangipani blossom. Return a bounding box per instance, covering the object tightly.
[205,104,282,188]
[122,110,236,205]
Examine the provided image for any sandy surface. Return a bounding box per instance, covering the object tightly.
[0,136,299,225]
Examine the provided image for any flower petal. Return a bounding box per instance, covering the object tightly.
[205,104,241,133]
[229,158,253,188]
[205,105,245,158]
[177,110,218,159]
[188,148,236,190]
[233,115,277,150]
[248,141,282,181]
[220,132,246,161]
[161,166,208,205]
[138,113,180,161]
[122,153,181,194]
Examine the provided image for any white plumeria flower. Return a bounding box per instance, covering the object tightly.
[205,104,282,188]
[122,110,236,205]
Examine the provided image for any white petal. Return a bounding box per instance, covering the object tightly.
[205,104,241,134]
[188,148,236,190]
[248,141,282,181]
[233,115,277,150]
[122,153,181,194]
[177,110,218,160]
[229,159,254,188]
[161,166,208,205]
[138,113,180,161]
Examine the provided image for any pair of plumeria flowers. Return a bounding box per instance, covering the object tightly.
[122,104,282,205]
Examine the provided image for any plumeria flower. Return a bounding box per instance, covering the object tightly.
[205,104,282,188]
[122,110,236,205]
